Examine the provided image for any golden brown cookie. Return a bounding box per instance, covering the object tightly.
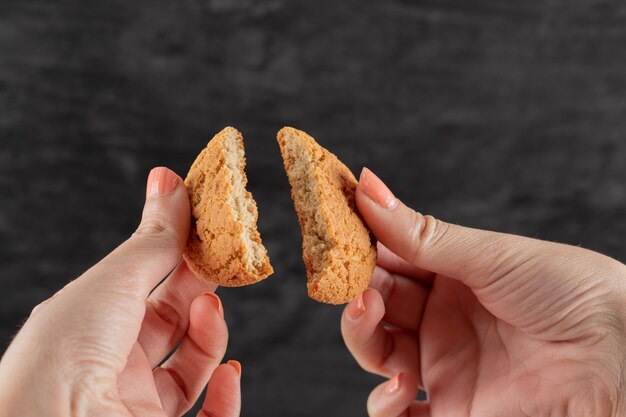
[184,127,273,286]
[277,127,377,304]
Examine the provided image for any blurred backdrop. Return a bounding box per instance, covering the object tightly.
[2,0,626,416]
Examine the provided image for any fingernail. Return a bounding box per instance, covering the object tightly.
[146,167,179,198]
[346,292,366,320]
[202,292,224,319]
[386,373,402,395]
[359,167,397,209]
[227,360,242,377]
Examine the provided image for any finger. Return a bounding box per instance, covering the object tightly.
[198,361,241,417]
[367,373,420,417]
[154,293,227,417]
[369,266,429,332]
[376,243,434,282]
[87,166,191,299]
[139,260,217,368]
[118,343,166,417]
[357,167,626,339]
[341,289,421,381]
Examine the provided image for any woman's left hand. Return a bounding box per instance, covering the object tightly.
[0,167,241,417]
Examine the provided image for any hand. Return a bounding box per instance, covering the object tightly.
[0,167,241,417]
[342,168,626,417]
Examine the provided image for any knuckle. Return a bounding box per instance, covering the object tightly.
[356,333,395,377]
[375,270,395,303]
[132,215,181,249]
[29,287,66,318]
[408,213,448,264]
[189,332,227,363]
[68,367,122,417]
[148,297,183,328]
[160,367,192,412]
[30,300,50,317]
[376,331,396,373]
[580,253,626,337]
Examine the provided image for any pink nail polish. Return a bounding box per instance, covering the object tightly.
[202,292,224,319]
[146,167,180,198]
[386,373,402,395]
[346,292,366,320]
[227,360,242,377]
[359,168,397,209]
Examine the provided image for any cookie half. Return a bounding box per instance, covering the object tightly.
[184,127,273,286]
[277,127,377,304]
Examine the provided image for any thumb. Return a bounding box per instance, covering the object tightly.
[89,166,191,298]
[356,167,624,340]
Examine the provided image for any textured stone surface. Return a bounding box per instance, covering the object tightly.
[1,0,626,416]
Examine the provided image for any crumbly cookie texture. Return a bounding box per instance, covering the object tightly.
[277,127,377,304]
[184,126,273,286]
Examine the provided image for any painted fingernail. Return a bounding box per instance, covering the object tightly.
[359,167,397,209]
[202,292,224,319]
[146,167,180,198]
[227,360,242,377]
[346,292,366,320]
[386,373,402,395]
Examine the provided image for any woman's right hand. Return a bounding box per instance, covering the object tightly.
[342,168,626,417]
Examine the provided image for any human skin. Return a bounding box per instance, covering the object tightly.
[0,167,241,417]
[342,168,626,417]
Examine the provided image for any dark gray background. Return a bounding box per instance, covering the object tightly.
[2,0,626,416]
